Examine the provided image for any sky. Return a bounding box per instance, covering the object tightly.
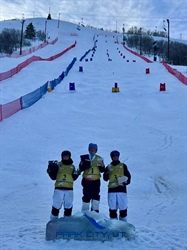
[0,0,187,40]
[0,18,187,250]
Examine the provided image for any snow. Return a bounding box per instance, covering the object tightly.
[170,65,187,76]
[0,18,187,250]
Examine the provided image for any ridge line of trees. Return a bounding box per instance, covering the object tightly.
[125,33,187,65]
[0,22,186,65]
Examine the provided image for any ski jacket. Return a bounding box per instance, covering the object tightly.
[79,154,105,181]
[103,161,131,193]
[47,160,78,190]
[55,162,78,189]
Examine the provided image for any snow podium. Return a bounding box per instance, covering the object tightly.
[46,211,136,241]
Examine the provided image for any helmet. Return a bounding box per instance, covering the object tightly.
[61,150,71,158]
[88,143,98,150]
[110,150,120,158]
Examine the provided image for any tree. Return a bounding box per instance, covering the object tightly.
[25,22,36,40]
[36,30,46,41]
[0,28,20,54]
[47,14,52,20]
[126,33,187,65]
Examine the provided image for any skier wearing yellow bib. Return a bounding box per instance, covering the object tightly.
[78,143,105,213]
[103,150,131,221]
[47,150,79,220]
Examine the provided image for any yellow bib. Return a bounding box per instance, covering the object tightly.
[108,163,124,188]
[55,162,74,188]
[83,155,102,180]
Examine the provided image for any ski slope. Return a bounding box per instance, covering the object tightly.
[0,18,187,250]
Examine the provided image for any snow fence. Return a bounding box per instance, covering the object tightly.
[161,60,187,85]
[0,40,76,81]
[0,57,77,122]
[0,44,93,122]
[122,44,152,63]
[123,44,187,85]
[7,37,58,58]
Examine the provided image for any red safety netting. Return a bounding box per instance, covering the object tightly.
[1,98,22,120]
[161,60,187,85]
[7,37,58,58]
[123,45,152,63]
[0,41,76,82]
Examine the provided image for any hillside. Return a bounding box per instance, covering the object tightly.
[0,18,187,250]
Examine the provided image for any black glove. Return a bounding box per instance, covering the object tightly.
[99,165,105,173]
[47,161,58,180]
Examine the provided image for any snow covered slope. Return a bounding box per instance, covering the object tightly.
[0,18,186,250]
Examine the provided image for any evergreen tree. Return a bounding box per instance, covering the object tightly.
[25,23,36,40]
[47,14,52,20]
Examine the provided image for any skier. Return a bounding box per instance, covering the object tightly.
[103,150,131,221]
[47,150,79,220]
[78,143,105,213]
